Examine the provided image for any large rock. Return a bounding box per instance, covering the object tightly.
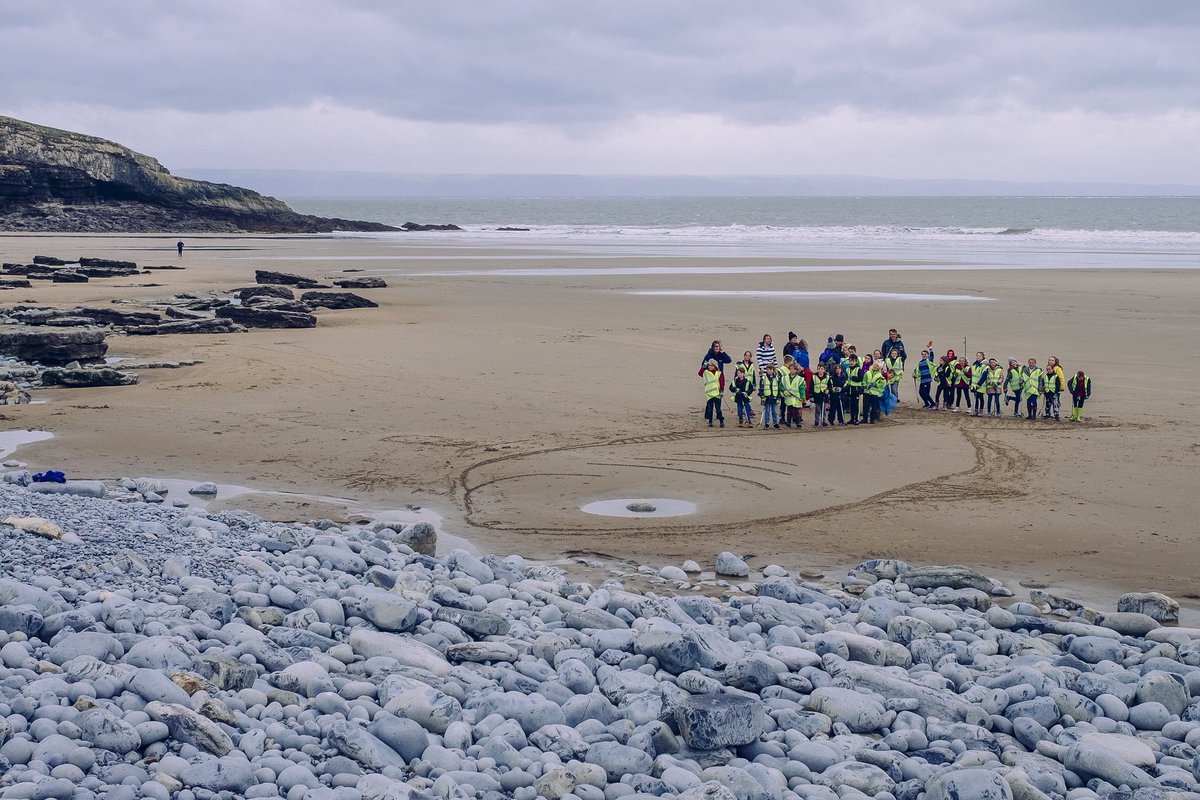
[145,701,233,756]
[1117,591,1180,623]
[300,291,378,309]
[126,317,244,335]
[899,564,995,592]
[254,269,319,287]
[40,367,137,387]
[237,285,294,301]
[216,304,316,328]
[805,686,888,732]
[673,693,767,750]
[334,276,387,288]
[0,325,108,365]
[0,115,398,233]
[328,720,407,770]
[925,769,1013,800]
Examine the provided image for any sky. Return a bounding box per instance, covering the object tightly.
[2,1,1199,184]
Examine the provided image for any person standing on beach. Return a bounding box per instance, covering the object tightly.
[176,240,184,256]
[885,347,904,401]
[953,356,971,412]
[862,361,887,424]
[970,351,987,416]
[984,357,1004,416]
[811,364,830,428]
[880,329,907,367]
[755,334,777,382]
[731,364,755,428]
[781,362,806,428]
[699,340,732,378]
[1068,369,1091,422]
[759,363,781,429]
[1043,356,1064,421]
[828,363,847,425]
[844,353,864,424]
[914,349,936,409]
[1023,358,1045,420]
[702,360,725,428]
[1003,357,1024,416]
[782,332,800,363]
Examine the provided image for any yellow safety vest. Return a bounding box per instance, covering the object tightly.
[704,370,721,399]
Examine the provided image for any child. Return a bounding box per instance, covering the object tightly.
[954,356,971,412]
[736,350,756,422]
[913,348,936,409]
[828,364,847,425]
[759,362,781,429]
[702,359,725,428]
[1043,355,1064,420]
[843,353,864,424]
[862,362,886,424]
[731,364,756,427]
[885,347,904,401]
[1003,357,1024,417]
[781,363,806,428]
[1023,358,1044,420]
[1068,369,1091,421]
[984,357,1003,416]
[811,364,830,428]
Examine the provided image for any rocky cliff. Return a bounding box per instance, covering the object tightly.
[0,116,398,233]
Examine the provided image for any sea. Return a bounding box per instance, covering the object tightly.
[282,196,1200,270]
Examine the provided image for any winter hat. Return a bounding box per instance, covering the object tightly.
[835,333,844,342]
[1007,356,1017,363]
[788,331,797,339]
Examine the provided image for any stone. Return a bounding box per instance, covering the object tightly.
[76,708,141,754]
[328,720,407,770]
[715,552,749,577]
[179,755,257,793]
[925,769,1013,800]
[255,269,319,287]
[805,686,888,732]
[898,564,995,591]
[1063,741,1157,789]
[40,367,137,387]
[586,741,652,782]
[145,701,234,756]
[1136,670,1189,716]
[334,277,387,289]
[446,642,519,662]
[393,521,437,555]
[300,291,378,309]
[237,285,294,301]
[216,304,316,328]
[2,515,64,539]
[348,629,451,675]
[1118,591,1180,623]
[188,482,219,496]
[0,325,108,365]
[23,480,104,498]
[673,693,767,750]
[816,762,896,795]
[192,652,257,691]
[0,604,43,636]
[126,317,244,335]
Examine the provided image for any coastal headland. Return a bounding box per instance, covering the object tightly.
[1,231,1197,607]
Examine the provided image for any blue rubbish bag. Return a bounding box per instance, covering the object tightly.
[881,390,898,415]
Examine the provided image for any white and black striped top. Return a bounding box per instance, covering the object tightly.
[755,342,777,369]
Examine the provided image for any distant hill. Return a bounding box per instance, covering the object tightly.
[183,169,1200,198]
[0,117,397,232]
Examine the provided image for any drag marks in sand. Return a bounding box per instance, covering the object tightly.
[455,412,1080,538]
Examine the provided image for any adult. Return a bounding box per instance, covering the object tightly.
[1068,370,1092,422]
[880,329,907,366]
[782,332,801,362]
[176,240,184,256]
[698,340,732,385]
[755,334,777,381]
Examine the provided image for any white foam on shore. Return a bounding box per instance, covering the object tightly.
[410,265,931,277]
[0,429,52,460]
[629,290,994,302]
[581,498,697,518]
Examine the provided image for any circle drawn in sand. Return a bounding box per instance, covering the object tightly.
[581,498,697,518]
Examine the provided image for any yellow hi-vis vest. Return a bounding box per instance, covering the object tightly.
[704,370,722,399]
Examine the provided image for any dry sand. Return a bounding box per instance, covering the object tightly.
[2,232,1198,610]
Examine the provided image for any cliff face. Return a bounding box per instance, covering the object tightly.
[0,116,397,232]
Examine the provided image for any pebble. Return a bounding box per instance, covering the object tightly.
[1,481,1198,800]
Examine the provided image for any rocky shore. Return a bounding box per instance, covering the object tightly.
[2,477,1200,800]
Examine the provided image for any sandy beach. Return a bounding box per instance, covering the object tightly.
[2,231,1198,607]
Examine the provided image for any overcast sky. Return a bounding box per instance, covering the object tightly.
[3,1,1199,183]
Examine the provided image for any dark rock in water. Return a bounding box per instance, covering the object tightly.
[32,255,69,265]
[78,257,137,269]
[238,285,294,301]
[0,278,31,289]
[51,270,88,283]
[0,115,400,233]
[300,291,378,309]
[333,277,387,289]
[127,317,244,335]
[40,367,137,387]
[254,269,318,288]
[216,305,316,329]
[626,502,656,513]
[496,227,531,232]
[400,221,462,231]
[0,325,107,364]
[144,264,185,270]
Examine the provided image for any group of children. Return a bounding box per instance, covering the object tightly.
[699,329,1094,429]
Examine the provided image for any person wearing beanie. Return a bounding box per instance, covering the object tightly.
[1068,369,1092,421]
[782,331,800,362]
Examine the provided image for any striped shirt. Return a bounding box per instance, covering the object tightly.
[755,343,777,370]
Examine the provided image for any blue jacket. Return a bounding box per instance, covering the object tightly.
[881,337,907,363]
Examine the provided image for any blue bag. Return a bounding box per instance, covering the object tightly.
[880,390,898,415]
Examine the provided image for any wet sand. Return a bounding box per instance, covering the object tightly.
[2,231,1198,608]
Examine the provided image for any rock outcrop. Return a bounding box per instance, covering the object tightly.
[0,116,399,233]
[0,325,108,365]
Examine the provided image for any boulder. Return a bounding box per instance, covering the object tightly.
[145,701,233,756]
[899,564,995,592]
[126,317,244,335]
[300,291,378,309]
[925,769,1013,800]
[1118,591,1180,623]
[673,693,767,750]
[78,257,136,269]
[51,270,88,282]
[0,325,108,365]
[215,304,316,329]
[32,255,69,265]
[715,551,749,577]
[237,285,294,301]
[40,367,137,387]
[334,276,387,288]
[254,269,319,287]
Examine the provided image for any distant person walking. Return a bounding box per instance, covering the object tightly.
[176,240,184,256]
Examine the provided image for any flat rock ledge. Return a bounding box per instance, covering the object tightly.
[0,481,1198,800]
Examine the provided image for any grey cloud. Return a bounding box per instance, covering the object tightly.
[1,0,1198,125]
